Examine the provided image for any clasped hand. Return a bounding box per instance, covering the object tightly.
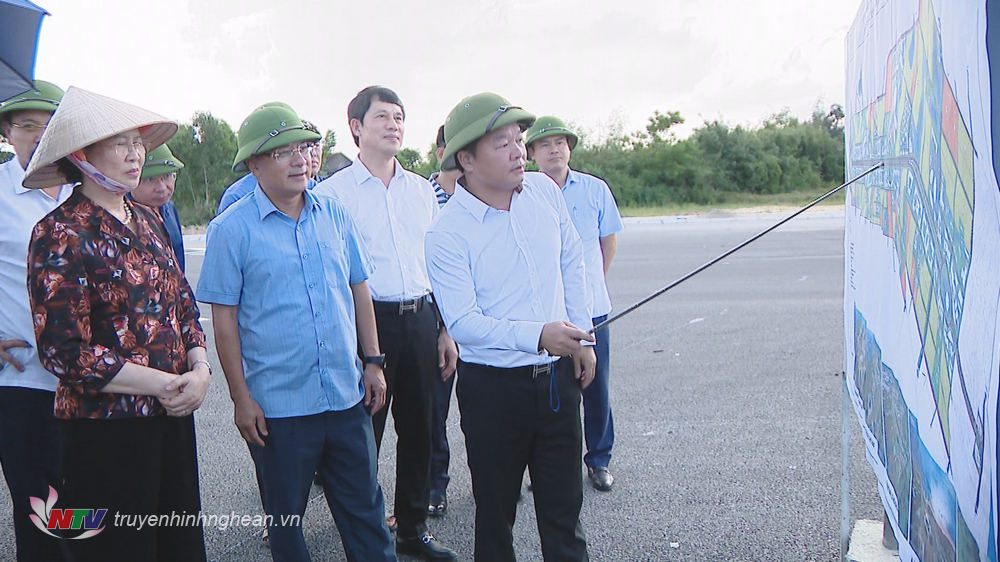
[159,367,210,417]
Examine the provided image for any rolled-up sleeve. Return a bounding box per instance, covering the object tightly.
[28,222,126,389]
[425,230,544,354]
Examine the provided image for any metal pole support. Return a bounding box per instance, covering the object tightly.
[840,372,851,561]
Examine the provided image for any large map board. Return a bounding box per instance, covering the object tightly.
[844,0,1000,559]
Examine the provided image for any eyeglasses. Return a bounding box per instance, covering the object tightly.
[485,105,523,134]
[268,142,317,162]
[11,122,46,133]
[104,139,146,159]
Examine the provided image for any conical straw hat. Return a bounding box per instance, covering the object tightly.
[22,86,178,189]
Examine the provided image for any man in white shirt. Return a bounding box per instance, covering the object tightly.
[425,92,596,561]
[526,116,624,492]
[0,80,72,561]
[314,86,458,561]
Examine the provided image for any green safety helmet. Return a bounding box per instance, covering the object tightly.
[232,102,320,172]
[141,143,184,179]
[0,80,63,116]
[525,115,578,151]
[440,92,535,171]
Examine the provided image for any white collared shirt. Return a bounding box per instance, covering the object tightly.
[314,158,437,301]
[425,173,594,368]
[0,158,73,391]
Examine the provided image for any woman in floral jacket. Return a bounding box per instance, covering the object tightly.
[23,87,210,562]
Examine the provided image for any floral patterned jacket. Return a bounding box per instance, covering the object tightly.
[28,189,206,419]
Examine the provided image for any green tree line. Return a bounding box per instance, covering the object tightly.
[577,105,845,206]
[403,105,844,208]
[1,104,844,223]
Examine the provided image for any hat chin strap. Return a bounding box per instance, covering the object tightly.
[67,153,137,195]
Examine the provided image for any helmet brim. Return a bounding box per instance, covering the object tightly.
[232,128,321,173]
[440,107,535,171]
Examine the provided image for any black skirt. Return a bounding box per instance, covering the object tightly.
[53,414,206,562]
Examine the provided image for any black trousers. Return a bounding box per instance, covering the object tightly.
[56,415,206,562]
[458,358,589,562]
[371,301,437,538]
[429,364,456,496]
[0,387,69,561]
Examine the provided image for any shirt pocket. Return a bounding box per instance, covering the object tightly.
[570,204,600,243]
[317,233,350,286]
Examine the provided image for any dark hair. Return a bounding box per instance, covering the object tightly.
[435,125,446,149]
[347,86,405,147]
[454,140,480,173]
[55,157,83,184]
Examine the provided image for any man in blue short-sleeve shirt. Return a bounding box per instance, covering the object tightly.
[197,102,394,562]
[526,116,624,493]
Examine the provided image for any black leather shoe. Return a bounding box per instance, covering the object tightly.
[396,531,458,560]
[588,466,614,491]
[427,489,448,517]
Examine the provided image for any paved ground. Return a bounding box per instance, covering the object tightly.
[0,209,883,561]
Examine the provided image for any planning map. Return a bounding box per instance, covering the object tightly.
[844,0,1000,559]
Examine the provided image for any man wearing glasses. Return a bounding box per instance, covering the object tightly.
[198,103,395,562]
[132,143,187,272]
[315,86,458,560]
[216,104,322,215]
[0,80,72,562]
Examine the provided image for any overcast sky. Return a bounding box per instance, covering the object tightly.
[31,0,862,157]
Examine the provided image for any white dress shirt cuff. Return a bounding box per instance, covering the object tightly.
[514,321,547,354]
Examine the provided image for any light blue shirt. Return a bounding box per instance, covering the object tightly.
[0,158,72,391]
[530,170,624,317]
[217,172,316,215]
[425,174,593,368]
[197,186,373,418]
[217,173,257,215]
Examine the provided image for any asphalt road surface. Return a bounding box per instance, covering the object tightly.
[0,209,883,561]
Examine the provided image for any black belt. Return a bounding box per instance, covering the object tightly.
[373,296,427,315]
[464,359,561,379]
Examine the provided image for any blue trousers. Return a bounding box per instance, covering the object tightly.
[582,315,614,469]
[248,403,395,562]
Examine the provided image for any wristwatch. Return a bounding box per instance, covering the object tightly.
[363,354,386,368]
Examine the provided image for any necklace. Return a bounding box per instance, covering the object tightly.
[121,201,133,224]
